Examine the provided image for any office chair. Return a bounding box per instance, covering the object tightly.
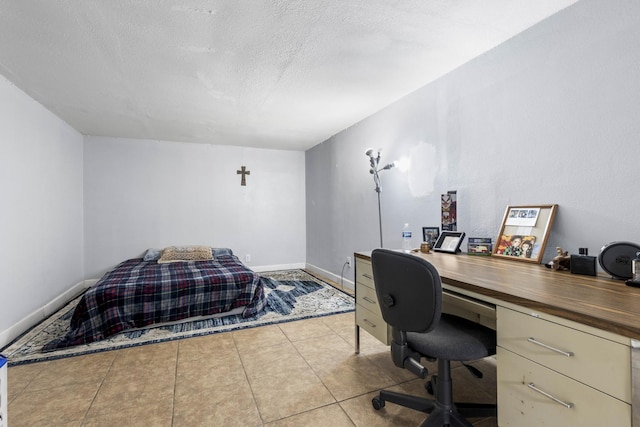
[370,249,496,427]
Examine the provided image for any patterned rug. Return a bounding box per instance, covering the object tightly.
[2,270,354,365]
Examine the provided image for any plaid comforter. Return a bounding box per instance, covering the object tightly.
[43,254,266,350]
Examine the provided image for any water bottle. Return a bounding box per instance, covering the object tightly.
[402,223,412,252]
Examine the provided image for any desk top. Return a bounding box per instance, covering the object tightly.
[355,251,640,340]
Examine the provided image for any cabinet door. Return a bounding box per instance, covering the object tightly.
[355,258,374,289]
[498,347,630,426]
[497,306,630,402]
[356,304,389,345]
[356,283,383,317]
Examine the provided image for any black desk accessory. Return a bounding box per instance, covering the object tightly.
[599,241,640,280]
[570,248,597,276]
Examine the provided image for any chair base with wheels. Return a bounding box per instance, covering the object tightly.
[372,358,495,427]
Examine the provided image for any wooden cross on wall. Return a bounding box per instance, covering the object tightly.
[237,166,250,186]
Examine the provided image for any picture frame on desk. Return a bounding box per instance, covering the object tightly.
[492,204,557,264]
[422,227,440,247]
[467,237,493,256]
[433,231,465,253]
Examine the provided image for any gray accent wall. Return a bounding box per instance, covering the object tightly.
[306,0,640,286]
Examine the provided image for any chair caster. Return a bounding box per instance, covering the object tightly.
[372,396,385,410]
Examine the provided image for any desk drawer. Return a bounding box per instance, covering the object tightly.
[497,347,630,426]
[355,258,374,290]
[356,304,389,345]
[356,283,382,317]
[497,307,630,402]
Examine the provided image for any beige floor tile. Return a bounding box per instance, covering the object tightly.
[249,366,335,423]
[232,324,290,353]
[313,356,397,401]
[338,326,390,356]
[109,340,178,370]
[239,340,308,379]
[177,332,237,362]
[339,381,430,427]
[83,400,174,427]
[24,351,115,392]
[108,341,178,376]
[8,380,102,427]
[265,403,355,427]
[321,313,356,336]
[86,367,175,418]
[293,334,354,371]
[6,362,47,402]
[354,329,391,355]
[175,350,246,397]
[173,379,261,427]
[104,360,175,386]
[364,351,424,383]
[278,317,336,342]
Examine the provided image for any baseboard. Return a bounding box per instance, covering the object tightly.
[252,263,306,273]
[0,279,94,349]
[305,263,354,291]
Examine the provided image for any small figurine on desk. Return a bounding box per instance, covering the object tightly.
[548,247,571,271]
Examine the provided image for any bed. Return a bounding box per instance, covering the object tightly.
[43,246,266,351]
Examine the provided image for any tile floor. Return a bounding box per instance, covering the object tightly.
[6,281,497,427]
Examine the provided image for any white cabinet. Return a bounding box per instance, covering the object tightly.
[497,306,631,426]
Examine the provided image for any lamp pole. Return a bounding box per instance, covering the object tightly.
[366,149,394,248]
[376,182,384,248]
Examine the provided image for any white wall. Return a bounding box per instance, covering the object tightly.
[84,136,306,278]
[306,0,640,284]
[0,75,84,345]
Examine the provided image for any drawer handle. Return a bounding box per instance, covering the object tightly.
[363,319,377,328]
[527,337,574,357]
[362,296,377,305]
[363,273,373,280]
[527,383,574,409]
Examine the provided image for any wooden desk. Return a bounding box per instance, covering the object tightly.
[355,251,640,426]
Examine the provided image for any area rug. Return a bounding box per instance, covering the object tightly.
[2,270,354,366]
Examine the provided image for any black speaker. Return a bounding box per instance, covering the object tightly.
[599,241,640,280]
[570,255,597,276]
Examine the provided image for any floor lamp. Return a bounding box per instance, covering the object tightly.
[366,149,395,248]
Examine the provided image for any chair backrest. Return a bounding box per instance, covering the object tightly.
[371,249,442,333]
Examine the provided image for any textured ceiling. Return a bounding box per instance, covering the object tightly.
[0,1,577,151]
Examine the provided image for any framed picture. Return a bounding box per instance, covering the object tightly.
[492,204,558,264]
[422,227,440,247]
[433,231,466,254]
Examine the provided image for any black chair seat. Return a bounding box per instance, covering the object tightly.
[407,313,495,361]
